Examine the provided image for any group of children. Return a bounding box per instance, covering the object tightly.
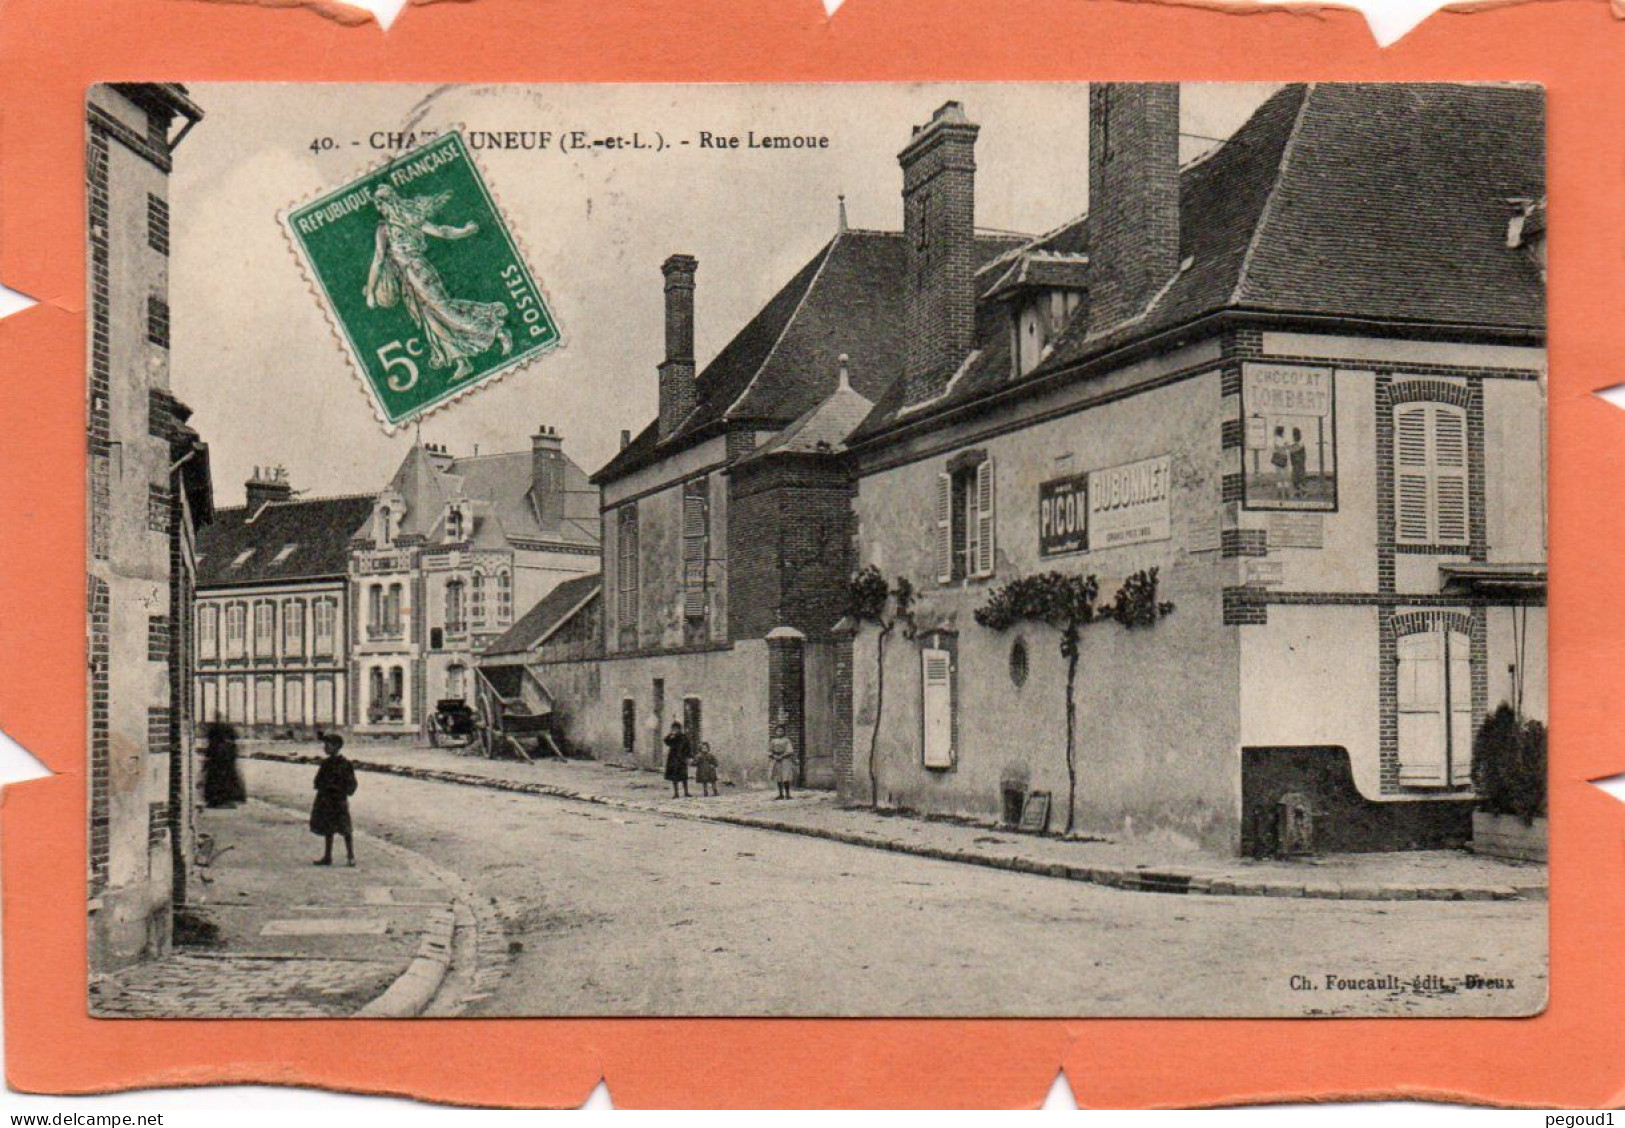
[662,721,799,800]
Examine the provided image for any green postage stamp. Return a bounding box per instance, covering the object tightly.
[282,131,560,428]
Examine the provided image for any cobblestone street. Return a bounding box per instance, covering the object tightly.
[89,953,401,1018]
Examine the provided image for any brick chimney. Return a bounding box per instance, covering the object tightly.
[1088,83,1181,332]
[423,442,455,472]
[244,465,291,513]
[531,424,566,527]
[658,255,698,440]
[898,101,980,407]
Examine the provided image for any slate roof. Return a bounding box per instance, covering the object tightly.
[852,82,1545,443]
[593,228,1024,483]
[383,444,599,549]
[482,573,602,660]
[735,370,876,463]
[197,494,375,588]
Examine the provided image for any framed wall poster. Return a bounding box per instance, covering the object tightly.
[0,0,1620,1110]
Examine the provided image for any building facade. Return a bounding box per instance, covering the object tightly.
[534,212,1020,788]
[193,470,372,737]
[349,431,599,737]
[843,84,1547,853]
[87,83,213,971]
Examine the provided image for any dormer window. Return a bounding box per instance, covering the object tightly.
[1013,289,1082,377]
[445,503,466,543]
[377,503,394,547]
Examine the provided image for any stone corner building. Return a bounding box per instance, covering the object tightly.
[844,83,1547,853]
[87,82,213,971]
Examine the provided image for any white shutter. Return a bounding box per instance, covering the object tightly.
[1433,408,1469,546]
[921,647,954,768]
[1395,406,1431,544]
[1447,630,1474,786]
[935,473,953,583]
[973,458,996,578]
[1396,631,1447,786]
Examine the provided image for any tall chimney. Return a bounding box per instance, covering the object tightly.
[531,424,566,528]
[658,255,698,440]
[244,466,292,514]
[898,101,980,407]
[1088,83,1181,332]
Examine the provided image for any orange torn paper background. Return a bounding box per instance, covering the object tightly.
[1,0,1622,1108]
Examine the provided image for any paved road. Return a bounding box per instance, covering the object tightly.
[247,760,1547,1018]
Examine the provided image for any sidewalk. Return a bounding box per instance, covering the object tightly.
[90,798,455,1018]
[245,742,1547,903]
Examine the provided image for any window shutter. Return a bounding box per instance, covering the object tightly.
[935,473,953,584]
[682,488,707,620]
[1447,630,1474,786]
[1433,408,1469,546]
[1395,406,1431,544]
[1396,631,1447,786]
[921,648,954,768]
[974,458,996,578]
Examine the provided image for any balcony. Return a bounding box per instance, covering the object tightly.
[367,624,405,642]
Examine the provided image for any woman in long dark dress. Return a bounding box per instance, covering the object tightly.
[663,721,692,799]
[201,721,246,808]
[310,733,358,866]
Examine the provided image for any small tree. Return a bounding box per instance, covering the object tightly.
[846,566,915,808]
[975,567,1173,835]
[1472,702,1547,825]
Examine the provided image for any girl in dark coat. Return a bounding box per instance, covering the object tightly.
[663,721,692,798]
[310,732,358,866]
[201,721,247,808]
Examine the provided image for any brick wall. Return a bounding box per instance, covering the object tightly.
[1088,84,1180,330]
[898,105,979,406]
[727,455,854,642]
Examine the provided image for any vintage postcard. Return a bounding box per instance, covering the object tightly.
[81,79,1551,1024]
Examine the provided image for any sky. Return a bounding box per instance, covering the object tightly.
[172,82,1280,508]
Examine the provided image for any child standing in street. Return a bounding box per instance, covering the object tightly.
[769,726,797,800]
[694,742,719,797]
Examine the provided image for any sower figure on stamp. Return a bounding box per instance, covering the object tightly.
[663,721,692,799]
[769,725,797,800]
[310,732,359,867]
[364,184,513,381]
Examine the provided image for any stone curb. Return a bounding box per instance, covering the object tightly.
[355,904,456,1018]
[247,752,1543,905]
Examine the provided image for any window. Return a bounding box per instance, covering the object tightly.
[198,604,218,660]
[1396,628,1473,787]
[225,603,247,657]
[496,568,512,622]
[921,647,955,768]
[388,667,405,719]
[226,678,246,723]
[935,455,995,582]
[253,602,275,657]
[621,699,636,757]
[368,584,384,635]
[471,570,486,625]
[147,485,170,533]
[200,679,219,724]
[314,677,336,724]
[446,663,467,699]
[617,505,640,641]
[1395,402,1469,547]
[377,504,393,547]
[253,677,274,723]
[283,601,304,655]
[284,679,304,725]
[313,599,336,656]
[386,583,403,636]
[1014,291,1082,377]
[368,667,386,715]
[146,194,169,256]
[682,478,709,623]
[446,579,466,632]
[446,505,464,542]
[146,296,169,348]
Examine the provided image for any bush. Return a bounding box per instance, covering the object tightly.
[1471,703,1547,824]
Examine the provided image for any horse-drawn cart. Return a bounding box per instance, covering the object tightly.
[473,664,563,761]
[423,698,480,750]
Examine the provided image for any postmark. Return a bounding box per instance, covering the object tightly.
[281,130,560,429]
